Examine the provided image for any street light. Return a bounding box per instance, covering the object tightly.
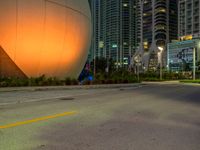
[106,57,109,74]
[143,66,146,72]
[134,55,141,82]
[193,47,196,80]
[158,46,164,80]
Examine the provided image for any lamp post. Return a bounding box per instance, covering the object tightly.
[134,55,141,82]
[106,57,109,74]
[158,46,164,81]
[193,47,196,80]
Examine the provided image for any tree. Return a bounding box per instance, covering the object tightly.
[90,57,115,74]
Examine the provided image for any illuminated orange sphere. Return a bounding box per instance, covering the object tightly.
[0,0,91,78]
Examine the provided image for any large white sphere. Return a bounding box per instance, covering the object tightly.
[0,0,91,78]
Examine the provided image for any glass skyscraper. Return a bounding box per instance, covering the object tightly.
[179,0,200,39]
[90,0,139,67]
[137,0,178,69]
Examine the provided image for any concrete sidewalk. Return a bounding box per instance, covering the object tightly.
[143,80,200,86]
[0,83,141,92]
[142,81,180,85]
[0,83,143,106]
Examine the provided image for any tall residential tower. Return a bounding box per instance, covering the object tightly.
[90,0,139,67]
[137,0,178,69]
[179,0,200,39]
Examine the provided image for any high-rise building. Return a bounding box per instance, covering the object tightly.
[87,0,92,62]
[167,39,200,72]
[166,0,200,73]
[137,0,178,69]
[90,0,139,67]
[179,0,200,39]
[89,0,101,63]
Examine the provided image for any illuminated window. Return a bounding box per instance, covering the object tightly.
[123,3,128,7]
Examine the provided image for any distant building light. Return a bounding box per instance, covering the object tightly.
[99,41,104,48]
[123,3,128,7]
[143,13,147,16]
[123,42,128,45]
[123,57,129,65]
[143,42,148,45]
[158,8,166,13]
[180,35,193,41]
[112,44,118,48]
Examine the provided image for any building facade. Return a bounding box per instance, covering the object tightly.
[167,39,200,72]
[179,0,200,39]
[90,0,139,67]
[167,0,200,72]
[137,0,178,70]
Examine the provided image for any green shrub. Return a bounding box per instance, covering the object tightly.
[0,81,8,87]
[65,77,72,85]
[180,80,200,84]
[0,76,67,87]
[71,78,79,85]
[82,80,91,85]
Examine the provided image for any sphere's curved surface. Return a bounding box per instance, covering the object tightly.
[0,0,91,78]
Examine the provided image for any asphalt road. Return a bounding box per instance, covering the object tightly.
[0,83,200,150]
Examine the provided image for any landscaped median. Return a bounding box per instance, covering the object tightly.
[180,80,200,84]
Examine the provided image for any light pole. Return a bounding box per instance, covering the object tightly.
[134,55,141,82]
[106,57,109,74]
[158,46,164,80]
[143,66,146,73]
[137,63,140,82]
[193,47,196,80]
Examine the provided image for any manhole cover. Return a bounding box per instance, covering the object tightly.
[59,97,75,101]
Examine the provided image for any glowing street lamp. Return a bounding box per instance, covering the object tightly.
[158,46,164,80]
[134,55,141,82]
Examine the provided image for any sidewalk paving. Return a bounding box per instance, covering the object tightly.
[142,80,180,85]
[0,83,141,92]
[0,83,143,106]
[143,80,200,86]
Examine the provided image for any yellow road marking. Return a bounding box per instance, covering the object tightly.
[0,111,77,129]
